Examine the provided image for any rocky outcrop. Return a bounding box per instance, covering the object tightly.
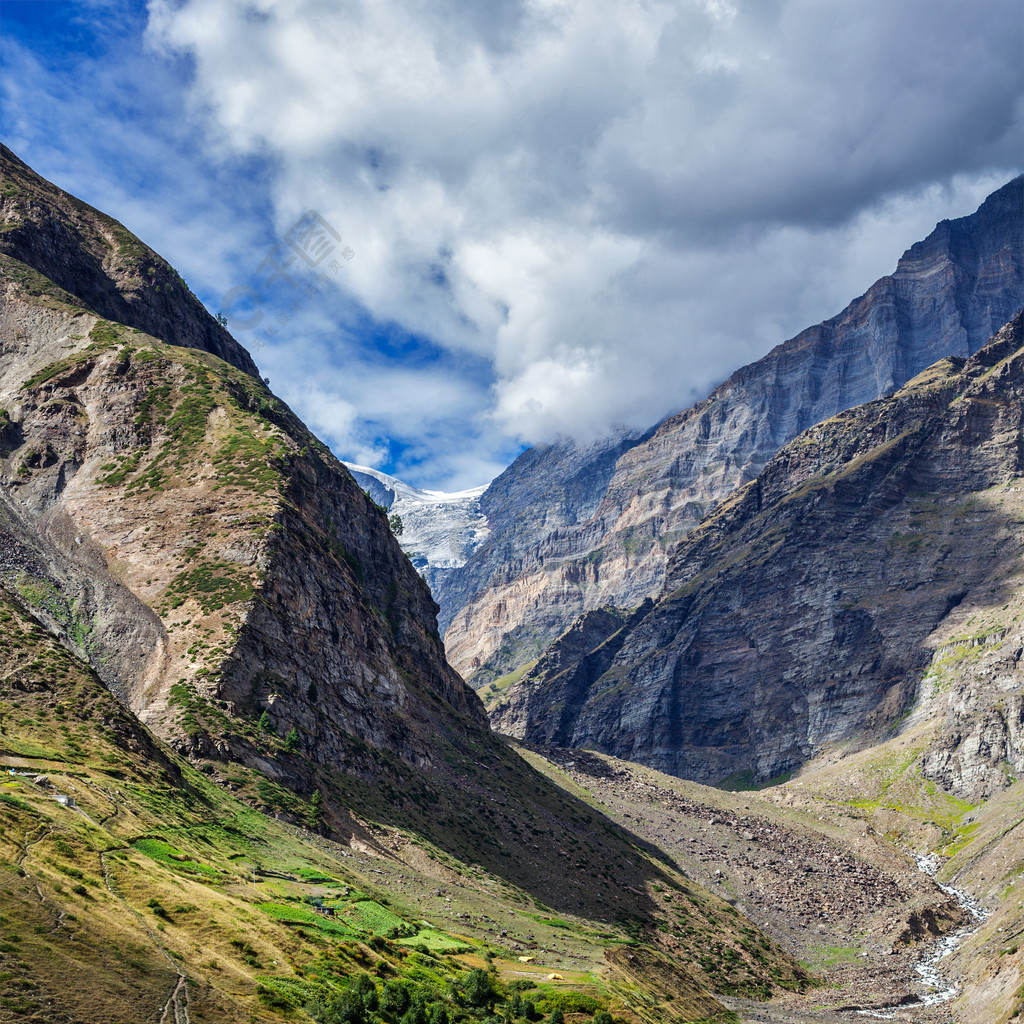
[493,314,1024,785]
[916,626,1024,803]
[0,143,258,377]
[441,178,1024,684]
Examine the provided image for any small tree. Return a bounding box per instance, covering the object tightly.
[593,1013,613,1024]
[256,710,272,737]
[326,988,364,1024]
[427,1005,449,1024]
[283,726,300,752]
[306,790,323,830]
[549,1011,564,1024]
[463,969,495,1009]
[353,973,378,1012]
[400,1003,427,1024]
[388,512,404,536]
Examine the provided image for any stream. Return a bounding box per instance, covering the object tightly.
[857,853,988,1019]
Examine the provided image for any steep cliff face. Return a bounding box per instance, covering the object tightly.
[441,429,648,679]
[493,314,1024,786]
[441,178,1024,684]
[0,146,484,791]
[0,143,258,376]
[0,152,827,1018]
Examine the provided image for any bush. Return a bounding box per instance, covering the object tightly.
[325,991,366,1024]
[400,1004,427,1024]
[382,980,411,1015]
[594,1013,613,1024]
[353,972,378,1012]
[542,993,602,1015]
[463,968,496,1009]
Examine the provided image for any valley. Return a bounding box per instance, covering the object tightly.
[0,145,1021,1024]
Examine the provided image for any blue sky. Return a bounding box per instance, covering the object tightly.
[2,0,1021,489]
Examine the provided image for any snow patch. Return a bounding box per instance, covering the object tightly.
[344,463,490,582]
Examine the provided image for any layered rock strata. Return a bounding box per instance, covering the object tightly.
[442,178,1024,685]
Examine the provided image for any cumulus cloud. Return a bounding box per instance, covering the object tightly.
[11,0,1022,486]
[143,0,1021,464]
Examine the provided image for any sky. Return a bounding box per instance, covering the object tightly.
[1,0,1021,490]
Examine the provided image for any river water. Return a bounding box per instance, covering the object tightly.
[857,852,987,1019]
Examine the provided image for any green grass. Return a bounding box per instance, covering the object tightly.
[162,559,256,615]
[258,902,358,938]
[394,927,469,952]
[346,900,412,936]
[132,837,222,878]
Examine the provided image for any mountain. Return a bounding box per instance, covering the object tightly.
[0,138,482,782]
[343,462,490,596]
[439,177,1024,686]
[0,145,818,1022]
[493,313,1024,789]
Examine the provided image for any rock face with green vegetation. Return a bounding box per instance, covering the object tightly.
[441,178,1024,686]
[0,145,820,1023]
[0,143,483,785]
[0,142,258,376]
[0,581,812,1023]
[494,314,1024,793]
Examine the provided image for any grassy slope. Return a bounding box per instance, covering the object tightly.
[0,580,821,1024]
[0,249,822,1024]
[1,585,725,1024]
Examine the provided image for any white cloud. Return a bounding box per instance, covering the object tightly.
[144,0,1021,458]
[10,1,1023,487]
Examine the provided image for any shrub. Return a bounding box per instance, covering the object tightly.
[427,1005,449,1024]
[400,1004,427,1024]
[353,972,378,1012]
[382,980,411,1015]
[464,969,496,1009]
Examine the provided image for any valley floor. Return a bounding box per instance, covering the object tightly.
[517,743,1021,1024]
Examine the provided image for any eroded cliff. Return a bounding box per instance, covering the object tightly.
[493,314,1024,789]
[442,178,1024,686]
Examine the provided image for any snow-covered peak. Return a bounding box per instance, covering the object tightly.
[344,464,488,506]
[344,463,491,592]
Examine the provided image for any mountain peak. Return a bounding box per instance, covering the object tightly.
[0,143,259,376]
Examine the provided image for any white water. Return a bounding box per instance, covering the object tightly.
[856,853,987,1019]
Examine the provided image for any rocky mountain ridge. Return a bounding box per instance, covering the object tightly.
[0,142,258,377]
[493,314,1024,791]
[440,177,1024,685]
[0,144,826,1023]
[0,145,508,840]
